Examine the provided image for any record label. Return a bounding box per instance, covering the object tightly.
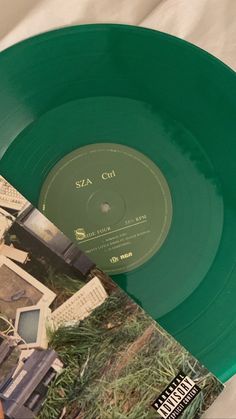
[39,143,172,273]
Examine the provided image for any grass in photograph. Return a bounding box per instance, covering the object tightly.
[38,289,222,419]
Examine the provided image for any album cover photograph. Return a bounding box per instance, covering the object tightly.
[0,177,223,419]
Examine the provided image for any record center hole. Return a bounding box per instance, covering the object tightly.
[100,202,111,214]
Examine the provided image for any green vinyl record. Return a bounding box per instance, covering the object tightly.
[0,24,236,382]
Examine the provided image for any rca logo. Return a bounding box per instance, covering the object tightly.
[120,252,133,260]
[110,252,133,264]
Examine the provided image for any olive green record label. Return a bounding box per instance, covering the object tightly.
[39,143,172,274]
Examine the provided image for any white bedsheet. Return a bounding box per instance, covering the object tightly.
[0,1,236,417]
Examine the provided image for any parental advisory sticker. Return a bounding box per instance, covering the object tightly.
[152,371,201,418]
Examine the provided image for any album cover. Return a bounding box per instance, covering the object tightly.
[0,176,223,419]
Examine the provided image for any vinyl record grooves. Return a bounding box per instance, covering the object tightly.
[0,24,236,382]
